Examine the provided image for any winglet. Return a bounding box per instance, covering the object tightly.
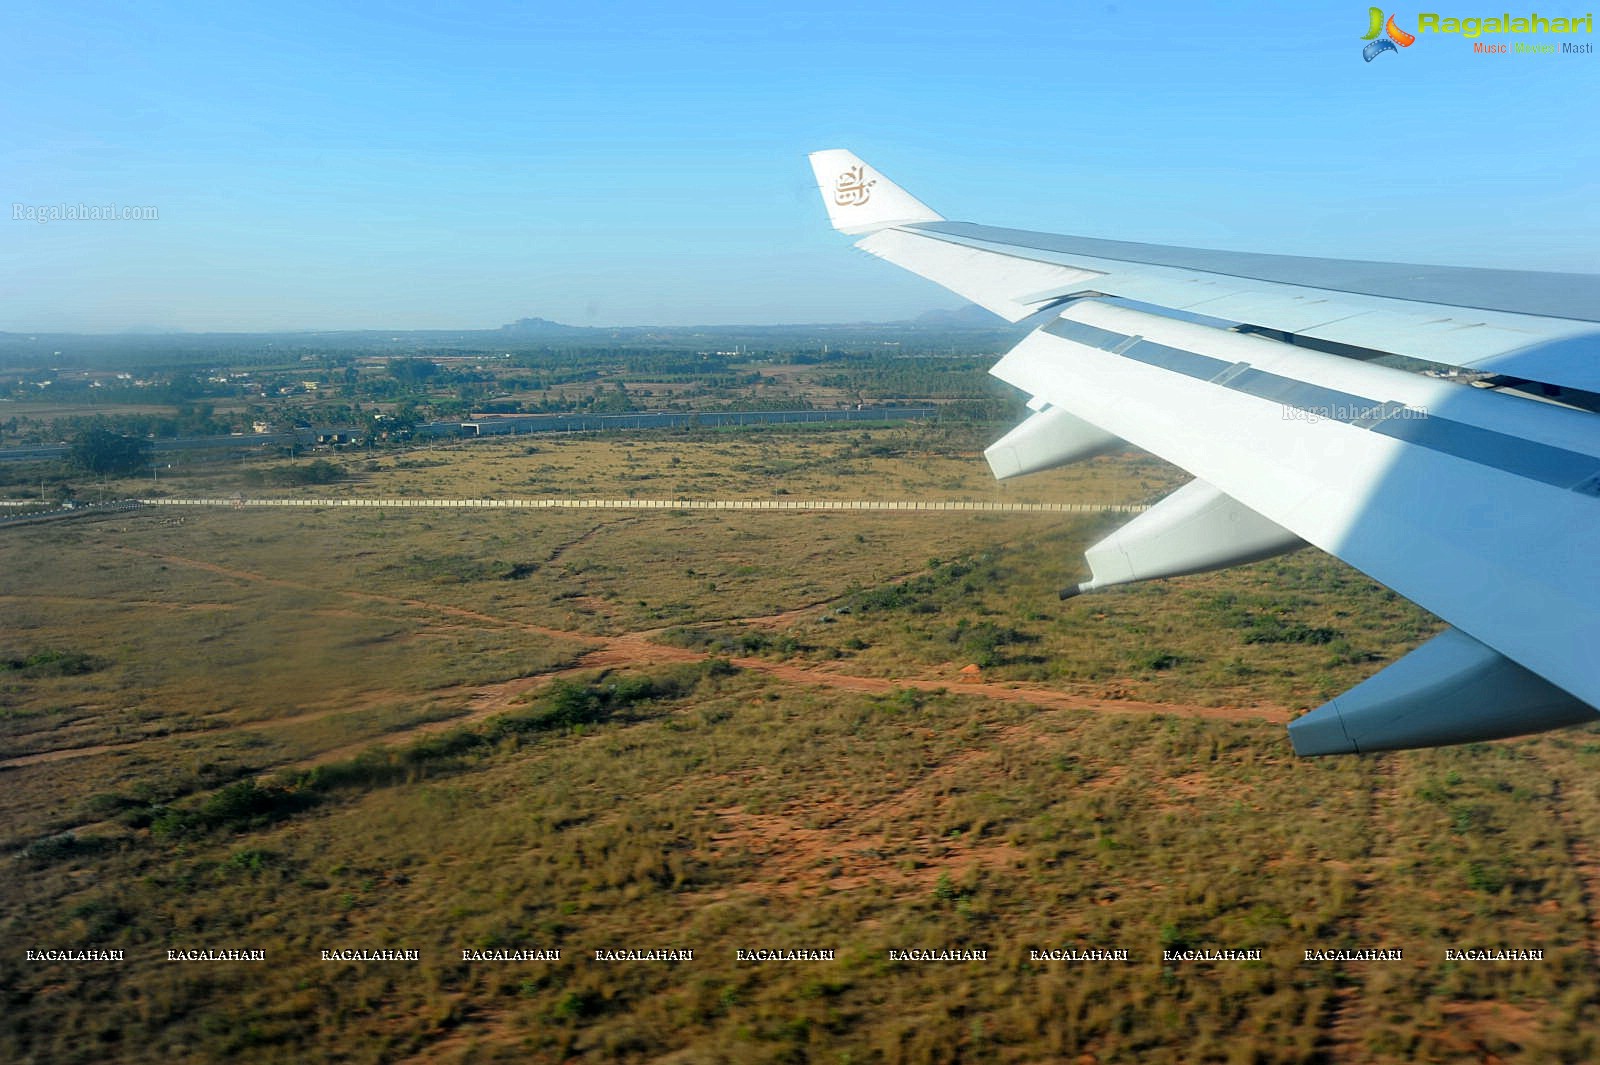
[808,149,942,235]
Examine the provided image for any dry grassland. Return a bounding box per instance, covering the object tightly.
[4,426,1599,1064]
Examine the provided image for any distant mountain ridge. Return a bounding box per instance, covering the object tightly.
[909,305,1006,327]
[499,304,1004,334]
[499,316,599,336]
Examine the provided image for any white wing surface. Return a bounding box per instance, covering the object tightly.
[809,150,1600,755]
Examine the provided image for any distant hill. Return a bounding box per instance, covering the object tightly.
[497,304,1006,334]
[499,317,601,337]
[909,305,1006,327]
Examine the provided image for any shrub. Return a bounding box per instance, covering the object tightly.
[1,649,97,675]
[23,832,107,864]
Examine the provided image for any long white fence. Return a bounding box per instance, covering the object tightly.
[133,497,1147,514]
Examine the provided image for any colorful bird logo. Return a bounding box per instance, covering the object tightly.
[1362,7,1416,60]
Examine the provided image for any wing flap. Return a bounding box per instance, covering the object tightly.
[1295,310,1553,364]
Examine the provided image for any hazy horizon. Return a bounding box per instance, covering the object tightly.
[0,304,1009,338]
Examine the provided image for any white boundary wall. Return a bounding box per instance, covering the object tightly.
[135,497,1147,514]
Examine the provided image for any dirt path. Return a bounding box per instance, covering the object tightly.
[4,551,1286,773]
[542,515,642,565]
[727,658,1287,724]
[1316,755,1397,1064]
[1549,774,1600,966]
[0,681,483,770]
[274,644,1282,773]
[1,622,1283,773]
[0,593,239,614]
[273,640,705,769]
[111,545,596,641]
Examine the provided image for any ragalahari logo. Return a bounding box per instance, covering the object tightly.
[833,166,875,207]
[1362,7,1418,59]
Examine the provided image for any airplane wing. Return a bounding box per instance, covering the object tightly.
[808,148,1600,756]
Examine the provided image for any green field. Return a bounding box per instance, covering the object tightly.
[4,428,1599,1064]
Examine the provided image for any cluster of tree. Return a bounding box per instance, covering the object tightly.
[814,356,1003,399]
[68,427,152,475]
[51,404,236,442]
[237,460,344,486]
[938,397,1021,423]
[4,373,240,406]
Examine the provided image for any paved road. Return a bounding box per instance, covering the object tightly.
[0,408,938,462]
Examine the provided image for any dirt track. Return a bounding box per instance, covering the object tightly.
[1,618,1286,773]
[1,543,1286,772]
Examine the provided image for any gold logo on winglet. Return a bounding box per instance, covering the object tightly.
[833,166,875,207]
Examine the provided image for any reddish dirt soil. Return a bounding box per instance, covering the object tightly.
[3,546,1287,774]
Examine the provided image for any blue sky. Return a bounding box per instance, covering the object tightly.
[5,1,1598,331]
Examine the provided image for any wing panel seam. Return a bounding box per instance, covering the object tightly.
[1038,318,1600,494]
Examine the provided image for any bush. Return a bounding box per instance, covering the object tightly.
[498,666,713,736]
[152,779,315,838]
[23,832,107,865]
[1,649,97,675]
[240,460,344,487]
